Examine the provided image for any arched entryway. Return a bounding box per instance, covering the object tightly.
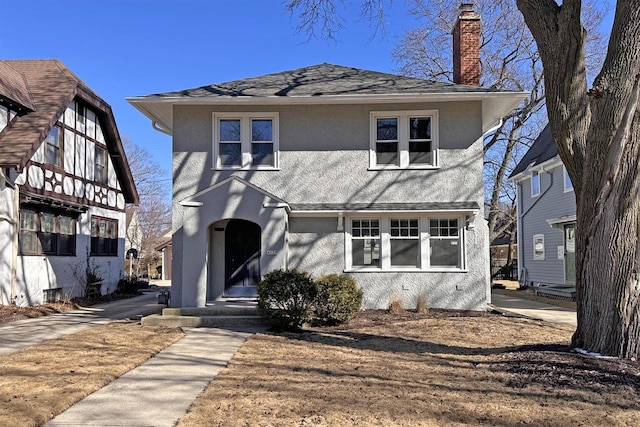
[223,219,261,297]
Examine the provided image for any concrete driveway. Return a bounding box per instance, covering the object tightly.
[491,292,577,327]
[0,292,163,356]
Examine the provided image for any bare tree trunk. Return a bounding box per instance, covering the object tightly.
[518,0,640,358]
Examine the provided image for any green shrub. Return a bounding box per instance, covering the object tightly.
[116,275,140,295]
[314,273,363,325]
[257,269,317,331]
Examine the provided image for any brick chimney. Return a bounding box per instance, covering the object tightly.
[452,3,481,86]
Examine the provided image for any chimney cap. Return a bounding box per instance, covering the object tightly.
[458,2,480,19]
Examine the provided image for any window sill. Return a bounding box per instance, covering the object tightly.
[368,165,440,171]
[212,167,281,171]
[345,268,468,273]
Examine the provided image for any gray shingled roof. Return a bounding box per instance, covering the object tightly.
[289,202,480,211]
[149,63,500,99]
[509,124,558,178]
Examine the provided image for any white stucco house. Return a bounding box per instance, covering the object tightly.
[129,6,526,310]
[0,59,139,306]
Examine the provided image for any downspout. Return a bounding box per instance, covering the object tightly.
[152,121,171,136]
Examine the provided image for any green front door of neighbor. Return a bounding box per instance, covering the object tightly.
[564,223,576,284]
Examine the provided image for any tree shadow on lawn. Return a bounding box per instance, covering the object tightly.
[265,328,640,402]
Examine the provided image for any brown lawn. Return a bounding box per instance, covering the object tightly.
[178,310,640,427]
[0,321,184,427]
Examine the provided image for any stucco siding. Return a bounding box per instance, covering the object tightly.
[13,206,126,306]
[172,102,484,209]
[171,101,488,308]
[518,164,576,286]
[288,216,490,310]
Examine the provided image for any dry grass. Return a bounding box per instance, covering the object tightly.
[415,294,428,313]
[178,311,640,427]
[0,301,77,323]
[387,298,404,314]
[0,321,184,427]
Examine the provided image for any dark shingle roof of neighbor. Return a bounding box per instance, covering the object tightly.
[0,59,139,204]
[289,202,481,211]
[148,63,502,98]
[509,124,558,178]
[0,60,36,112]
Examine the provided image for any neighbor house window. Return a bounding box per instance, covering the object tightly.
[370,110,438,169]
[91,216,118,256]
[533,234,545,260]
[19,210,38,254]
[19,210,76,256]
[346,215,464,271]
[563,166,573,192]
[95,145,107,184]
[531,170,540,197]
[213,112,279,169]
[44,126,61,166]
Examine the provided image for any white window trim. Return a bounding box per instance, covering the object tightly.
[344,213,466,272]
[212,112,280,170]
[369,110,439,170]
[563,166,574,193]
[533,234,545,260]
[531,170,540,197]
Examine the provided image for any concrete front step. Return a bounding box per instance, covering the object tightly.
[162,306,258,317]
[141,314,265,328]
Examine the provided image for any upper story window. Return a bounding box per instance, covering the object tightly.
[531,170,540,197]
[213,112,279,170]
[370,110,438,169]
[95,145,108,184]
[563,166,573,192]
[346,214,465,271]
[44,126,61,166]
[19,210,76,256]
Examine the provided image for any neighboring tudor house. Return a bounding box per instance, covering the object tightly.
[0,59,138,306]
[129,5,526,309]
[508,124,576,295]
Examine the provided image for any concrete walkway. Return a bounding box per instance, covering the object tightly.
[491,292,577,326]
[44,326,260,427]
[0,292,163,356]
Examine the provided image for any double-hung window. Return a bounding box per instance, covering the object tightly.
[91,216,118,256]
[390,219,420,267]
[370,110,438,169]
[44,125,61,167]
[429,219,461,268]
[18,210,76,256]
[213,113,279,169]
[351,219,381,268]
[346,215,464,271]
[531,170,540,197]
[95,145,108,184]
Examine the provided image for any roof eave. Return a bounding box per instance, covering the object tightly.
[128,91,528,136]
